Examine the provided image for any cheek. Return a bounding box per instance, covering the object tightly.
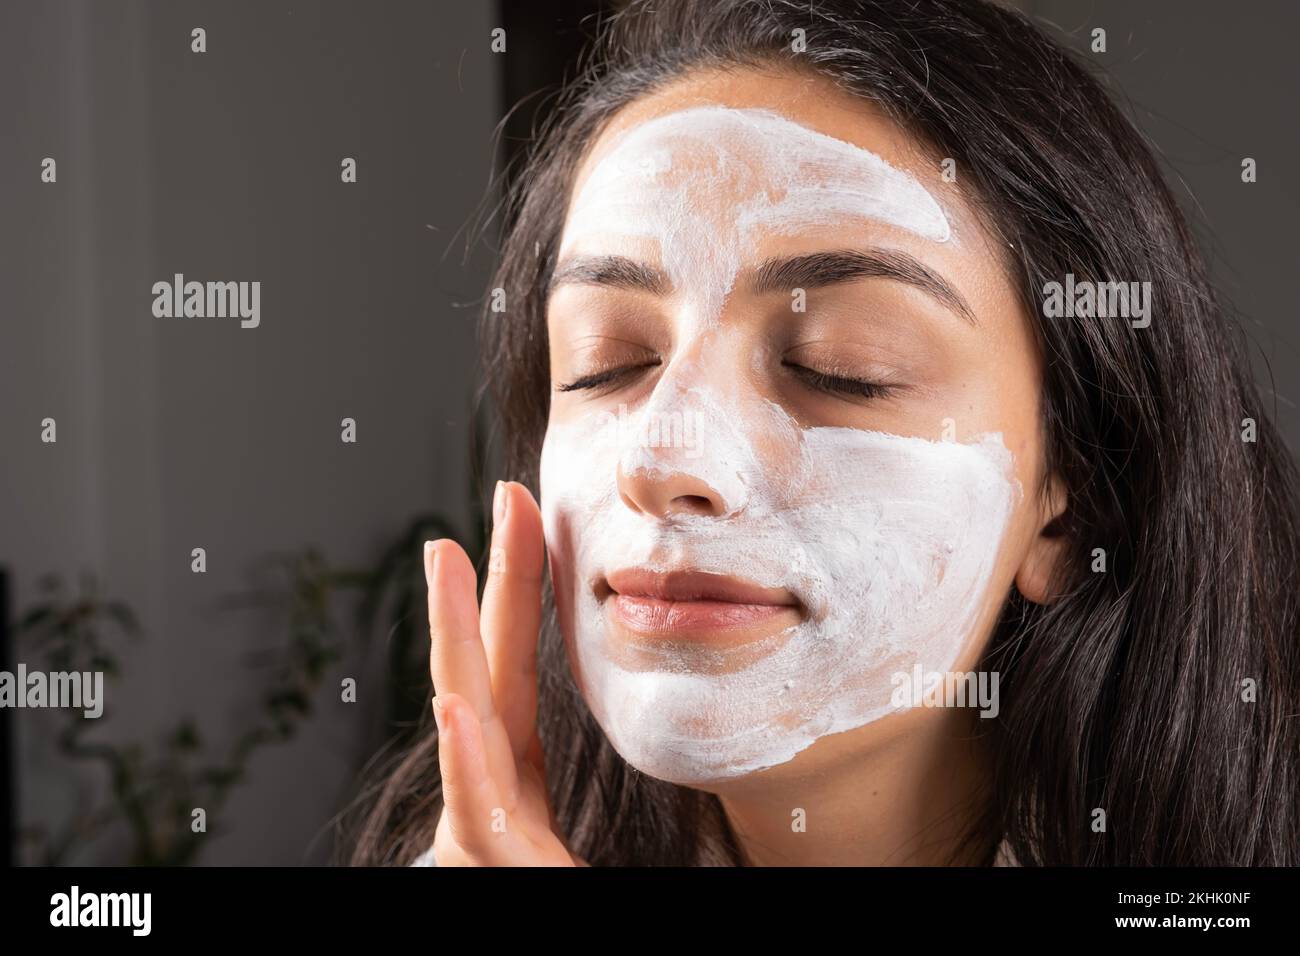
[793,430,1021,648]
[941,445,1046,674]
[992,403,1052,579]
[538,420,584,610]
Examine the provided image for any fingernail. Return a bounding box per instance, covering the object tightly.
[493,480,508,526]
[431,695,447,733]
[423,540,437,587]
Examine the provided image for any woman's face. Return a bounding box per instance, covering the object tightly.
[540,67,1065,788]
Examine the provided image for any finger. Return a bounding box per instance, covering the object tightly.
[433,692,525,865]
[478,481,546,763]
[425,539,520,804]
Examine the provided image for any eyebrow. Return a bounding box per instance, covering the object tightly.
[548,255,671,297]
[750,249,977,325]
[548,248,976,326]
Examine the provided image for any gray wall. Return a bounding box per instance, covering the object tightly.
[0,0,498,864]
[1018,0,1300,457]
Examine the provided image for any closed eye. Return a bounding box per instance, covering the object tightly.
[555,361,661,393]
[555,359,897,400]
[783,361,898,400]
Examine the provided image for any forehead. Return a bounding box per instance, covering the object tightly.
[554,66,989,325]
[565,66,951,222]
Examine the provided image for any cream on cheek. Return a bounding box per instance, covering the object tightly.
[542,107,1021,785]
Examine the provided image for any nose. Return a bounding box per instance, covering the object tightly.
[616,460,729,519]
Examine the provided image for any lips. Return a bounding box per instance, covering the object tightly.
[601,568,801,638]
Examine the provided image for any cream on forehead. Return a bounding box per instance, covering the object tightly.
[559,105,952,324]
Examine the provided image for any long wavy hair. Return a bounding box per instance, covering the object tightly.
[343,0,1300,866]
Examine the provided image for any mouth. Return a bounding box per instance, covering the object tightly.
[598,567,803,640]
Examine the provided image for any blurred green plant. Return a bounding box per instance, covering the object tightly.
[13,414,490,865]
[15,556,362,865]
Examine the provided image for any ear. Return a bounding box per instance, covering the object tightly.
[1014,473,1070,605]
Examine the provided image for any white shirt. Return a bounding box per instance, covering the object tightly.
[410,844,438,867]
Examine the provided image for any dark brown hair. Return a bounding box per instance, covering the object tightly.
[344,0,1300,866]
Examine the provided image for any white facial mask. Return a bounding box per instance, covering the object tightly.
[542,107,1018,785]
[560,106,953,329]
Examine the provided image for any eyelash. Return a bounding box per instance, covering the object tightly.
[555,362,659,393]
[556,360,896,401]
[782,362,897,400]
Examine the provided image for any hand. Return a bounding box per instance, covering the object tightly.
[424,480,585,866]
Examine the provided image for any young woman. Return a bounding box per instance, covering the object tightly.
[347,0,1300,866]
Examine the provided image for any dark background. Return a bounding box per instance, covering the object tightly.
[0,0,1295,865]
